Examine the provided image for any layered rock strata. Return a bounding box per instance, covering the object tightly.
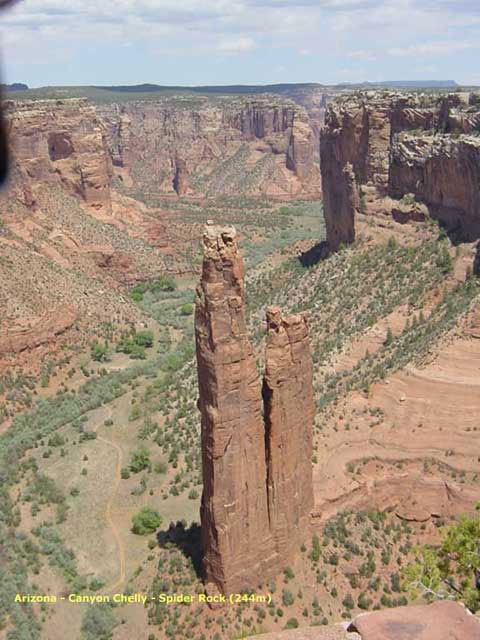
[320,92,480,247]
[195,225,314,594]
[390,133,480,240]
[0,306,77,354]
[243,600,480,640]
[100,97,320,199]
[3,99,112,212]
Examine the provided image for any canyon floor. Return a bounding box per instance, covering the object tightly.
[1,186,479,640]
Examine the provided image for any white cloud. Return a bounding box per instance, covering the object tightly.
[387,40,480,56]
[1,0,480,84]
[347,49,375,60]
[217,35,254,53]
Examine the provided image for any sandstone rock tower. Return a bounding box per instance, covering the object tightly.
[263,307,314,560]
[195,224,314,595]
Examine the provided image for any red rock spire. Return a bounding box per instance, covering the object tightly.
[195,225,314,595]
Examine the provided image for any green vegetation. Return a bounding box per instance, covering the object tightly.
[179,303,194,316]
[81,604,118,640]
[404,504,480,611]
[116,329,154,359]
[130,447,152,474]
[131,507,163,535]
[90,341,110,362]
[130,276,177,302]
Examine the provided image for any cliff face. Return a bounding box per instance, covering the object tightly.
[320,92,480,247]
[195,225,314,595]
[3,94,321,213]
[100,97,321,199]
[3,98,112,212]
[195,225,275,595]
[263,307,314,560]
[319,103,366,249]
[390,133,480,240]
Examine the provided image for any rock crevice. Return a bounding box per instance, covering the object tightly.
[195,225,314,594]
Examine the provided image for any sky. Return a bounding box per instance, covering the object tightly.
[0,0,479,87]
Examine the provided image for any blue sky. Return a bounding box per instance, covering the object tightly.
[1,0,479,87]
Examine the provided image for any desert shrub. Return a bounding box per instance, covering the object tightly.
[131,507,162,535]
[130,447,151,474]
[179,303,193,316]
[81,603,117,640]
[154,461,168,474]
[90,342,110,362]
[284,618,299,629]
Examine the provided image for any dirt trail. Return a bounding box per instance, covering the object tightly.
[93,409,126,594]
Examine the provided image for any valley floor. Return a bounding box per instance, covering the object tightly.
[1,197,479,640]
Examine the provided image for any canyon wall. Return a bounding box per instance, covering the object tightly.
[3,98,113,212]
[320,91,480,248]
[99,96,321,199]
[390,133,480,241]
[195,224,314,595]
[2,94,321,214]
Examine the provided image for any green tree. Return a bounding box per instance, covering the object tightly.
[384,327,394,346]
[284,618,299,629]
[135,330,154,348]
[388,236,398,250]
[436,246,453,274]
[130,447,151,474]
[180,303,194,316]
[311,534,321,562]
[91,342,110,362]
[131,507,162,535]
[404,504,480,612]
[342,593,354,610]
[282,589,295,606]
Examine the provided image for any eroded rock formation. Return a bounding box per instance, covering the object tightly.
[0,306,77,354]
[320,92,480,248]
[242,600,480,640]
[390,133,480,240]
[263,307,314,559]
[4,98,112,212]
[195,225,276,595]
[195,225,314,594]
[348,600,480,640]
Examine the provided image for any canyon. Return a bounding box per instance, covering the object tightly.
[99,95,320,200]
[1,85,480,640]
[195,223,313,595]
[4,93,322,211]
[4,98,113,213]
[0,92,322,370]
[321,91,480,249]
